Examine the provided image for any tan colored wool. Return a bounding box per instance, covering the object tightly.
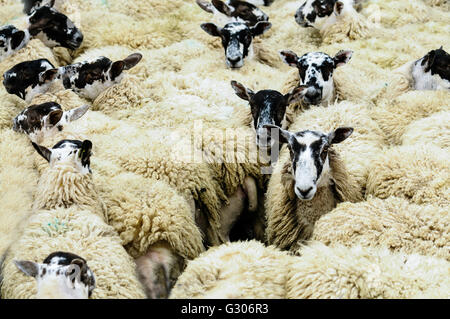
[32,165,107,221]
[170,240,294,299]
[0,129,38,257]
[366,145,450,207]
[0,206,146,299]
[320,9,372,44]
[95,171,205,260]
[401,111,450,150]
[287,242,450,299]
[370,90,450,145]
[312,196,450,261]
[171,240,450,299]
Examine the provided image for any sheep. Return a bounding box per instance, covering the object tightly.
[400,111,450,150]
[294,0,371,43]
[286,242,450,298]
[370,89,450,145]
[230,80,306,148]
[12,102,89,144]
[0,25,30,62]
[200,21,272,68]
[264,101,385,252]
[0,139,147,299]
[312,196,450,261]
[170,240,294,299]
[410,47,450,91]
[13,251,96,299]
[365,145,450,208]
[170,240,450,299]
[279,48,353,106]
[196,0,270,27]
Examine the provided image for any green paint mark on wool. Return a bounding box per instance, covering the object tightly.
[41,218,69,236]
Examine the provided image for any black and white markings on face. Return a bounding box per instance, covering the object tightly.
[0,25,29,62]
[246,0,275,6]
[14,251,96,299]
[22,0,56,14]
[222,22,253,68]
[295,0,337,29]
[264,125,353,200]
[60,53,143,100]
[280,49,352,105]
[201,21,271,68]
[13,103,89,143]
[3,58,56,101]
[27,5,83,50]
[13,101,62,135]
[33,139,93,174]
[412,47,450,91]
[231,80,307,147]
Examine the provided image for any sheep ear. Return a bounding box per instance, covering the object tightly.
[39,68,59,84]
[334,50,353,68]
[212,0,233,16]
[334,1,344,15]
[122,53,142,70]
[285,85,307,105]
[422,50,436,73]
[11,31,26,50]
[32,142,52,162]
[329,127,353,144]
[279,50,299,67]
[46,109,64,127]
[79,140,93,163]
[200,23,222,37]
[196,0,214,13]
[251,22,272,37]
[65,104,89,123]
[14,260,40,278]
[263,124,292,144]
[231,80,254,101]
[110,61,125,79]
[69,258,87,276]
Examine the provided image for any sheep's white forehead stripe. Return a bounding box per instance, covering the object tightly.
[224,23,248,33]
[294,131,325,147]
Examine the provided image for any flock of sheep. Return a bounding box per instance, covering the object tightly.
[0,0,448,299]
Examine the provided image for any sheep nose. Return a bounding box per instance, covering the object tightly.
[297,187,313,197]
[305,90,320,100]
[228,56,240,63]
[75,34,83,43]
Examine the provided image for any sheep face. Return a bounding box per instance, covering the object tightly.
[412,47,450,91]
[57,53,143,100]
[0,25,30,62]
[200,21,271,69]
[280,49,353,105]
[197,0,269,27]
[27,4,83,50]
[13,103,89,144]
[231,80,306,148]
[14,251,95,299]
[295,0,349,30]
[265,125,353,200]
[3,59,58,102]
[32,139,93,174]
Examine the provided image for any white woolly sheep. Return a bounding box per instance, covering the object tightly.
[264,101,385,251]
[365,144,450,208]
[294,0,371,43]
[312,196,450,261]
[0,139,147,299]
[400,111,450,150]
[170,240,450,298]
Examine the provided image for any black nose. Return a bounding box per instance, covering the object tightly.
[75,35,83,43]
[305,90,320,100]
[297,187,312,197]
